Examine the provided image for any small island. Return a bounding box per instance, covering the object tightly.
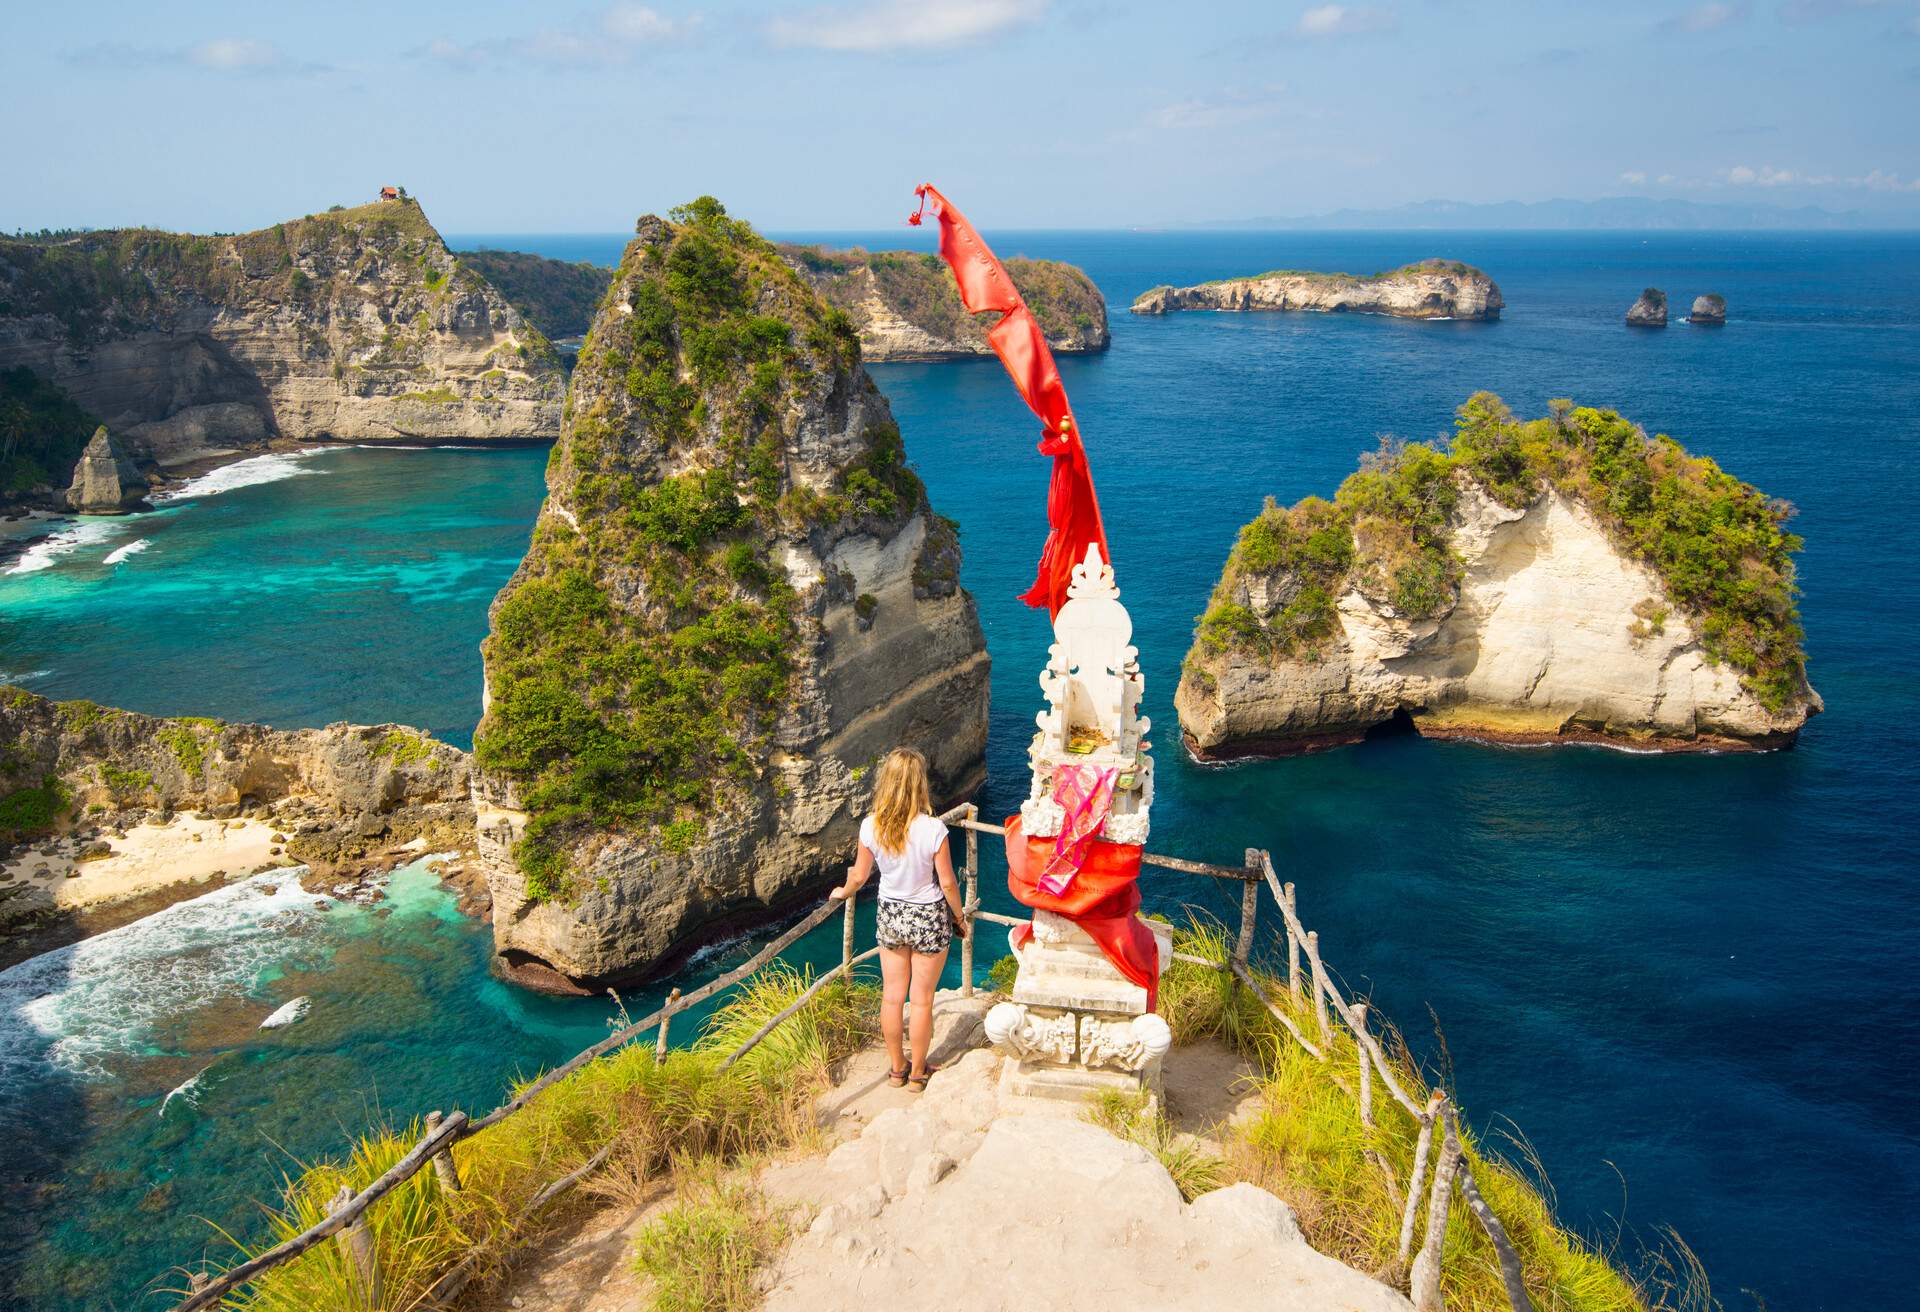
[1176,393,1820,757]
[779,243,1111,359]
[1131,259,1503,320]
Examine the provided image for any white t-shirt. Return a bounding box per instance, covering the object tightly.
[859,813,949,904]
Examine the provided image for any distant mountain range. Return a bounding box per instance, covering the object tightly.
[1180,197,1916,231]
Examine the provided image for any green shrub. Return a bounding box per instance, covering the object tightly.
[632,1171,786,1312]
[986,954,1020,994]
[157,725,208,776]
[0,366,99,493]
[0,778,68,841]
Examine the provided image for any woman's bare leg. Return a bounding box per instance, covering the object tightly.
[879,945,911,1074]
[907,946,949,1077]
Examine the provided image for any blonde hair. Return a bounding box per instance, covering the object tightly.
[869,747,932,856]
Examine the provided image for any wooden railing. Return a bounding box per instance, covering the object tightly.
[173,802,1530,1312]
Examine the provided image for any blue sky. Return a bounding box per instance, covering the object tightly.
[4,0,1918,232]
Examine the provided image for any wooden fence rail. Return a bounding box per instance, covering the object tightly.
[174,804,1532,1312]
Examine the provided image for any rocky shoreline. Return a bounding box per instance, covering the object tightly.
[0,687,482,964]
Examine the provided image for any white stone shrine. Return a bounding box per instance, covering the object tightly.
[985,544,1173,1100]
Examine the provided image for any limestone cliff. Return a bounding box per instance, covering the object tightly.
[472,199,989,990]
[1690,293,1726,325]
[779,244,1111,360]
[65,425,148,513]
[0,687,472,873]
[1176,394,1820,756]
[454,248,612,340]
[1132,260,1502,320]
[0,199,564,466]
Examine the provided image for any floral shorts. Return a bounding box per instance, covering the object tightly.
[876,897,952,954]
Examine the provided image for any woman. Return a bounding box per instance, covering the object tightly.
[828,747,969,1090]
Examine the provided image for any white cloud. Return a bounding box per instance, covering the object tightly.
[1296,4,1396,36]
[1852,168,1920,191]
[187,38,282,70]
[419,5,692,69]
[1658,1,1751,32]
[1147,87,1291,130]
[1724,163,1800,185]
[1619,170,1649,184]
[767,0,1039,52]
[63,36,325,75]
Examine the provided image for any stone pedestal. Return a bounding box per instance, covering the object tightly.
[984,543,1171,1103]
[986,911,1173,1100]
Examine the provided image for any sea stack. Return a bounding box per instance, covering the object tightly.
[1690,294,1727,325]
[1131,260,1503,321]
[64,426,148,514]
[471,198,990,991]
[1175,393,1820,757]
[1626,288,1668,327]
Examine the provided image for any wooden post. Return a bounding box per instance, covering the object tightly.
[655,988,680,1061]
[423,1112,462,1193]
[1448,1105,1536,1312]
[841,885,856,975]
[327,1184,382,1308]
[1398,1092,1445,1264]
[1234,849,1260,976]
[1409,1096,1462,1312]
[962,804,979,998]
[1353,1004,1374,1129]
[1305,930,1332,1044]
[1283,881,1302,1006]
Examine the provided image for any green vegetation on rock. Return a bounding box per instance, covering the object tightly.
[0,777,68,842]
[1193,392,1807,708]
[0,365,100,494]
[455,248,613,339]
[778,242,1109,353]
[475,198,911,898]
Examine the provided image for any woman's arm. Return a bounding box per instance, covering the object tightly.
[830,842,876,901]
[934,837,968,937]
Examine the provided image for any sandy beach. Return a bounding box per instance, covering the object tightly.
[0,814,293,926]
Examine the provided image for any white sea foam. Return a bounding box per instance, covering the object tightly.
[4,518,121,575]
[0,872,329,1083]
[103,538,151,565]
[153,449,327,503]
[258,996,310,1029]
[159,1067,208,1116]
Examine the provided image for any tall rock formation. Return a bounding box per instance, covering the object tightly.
[1176,394,1820,756]
[1626,288,1668,326]
[0,198,564,466]
[473,199,990,990]
[1690,293,1726,325]
[1132,260,1502,320]
[64,425,148,513]
[779,244,1110,360]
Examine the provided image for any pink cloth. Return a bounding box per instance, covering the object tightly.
[1039,764,1118,896]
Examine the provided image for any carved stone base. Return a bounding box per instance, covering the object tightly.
[984,913,1173,1102]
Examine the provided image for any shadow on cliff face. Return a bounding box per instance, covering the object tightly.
[0,904,86,1311]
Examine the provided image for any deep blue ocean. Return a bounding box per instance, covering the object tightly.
[2,228,1916,1311]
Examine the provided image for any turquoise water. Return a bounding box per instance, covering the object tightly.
[3,230,1918,1309]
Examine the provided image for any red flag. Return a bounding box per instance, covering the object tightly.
[909,184,1109,616]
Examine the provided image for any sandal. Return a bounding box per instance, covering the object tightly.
[907,1064,938,1092]
[887,1067,909,1088]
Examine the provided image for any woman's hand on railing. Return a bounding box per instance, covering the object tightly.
[827,885,848,901]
